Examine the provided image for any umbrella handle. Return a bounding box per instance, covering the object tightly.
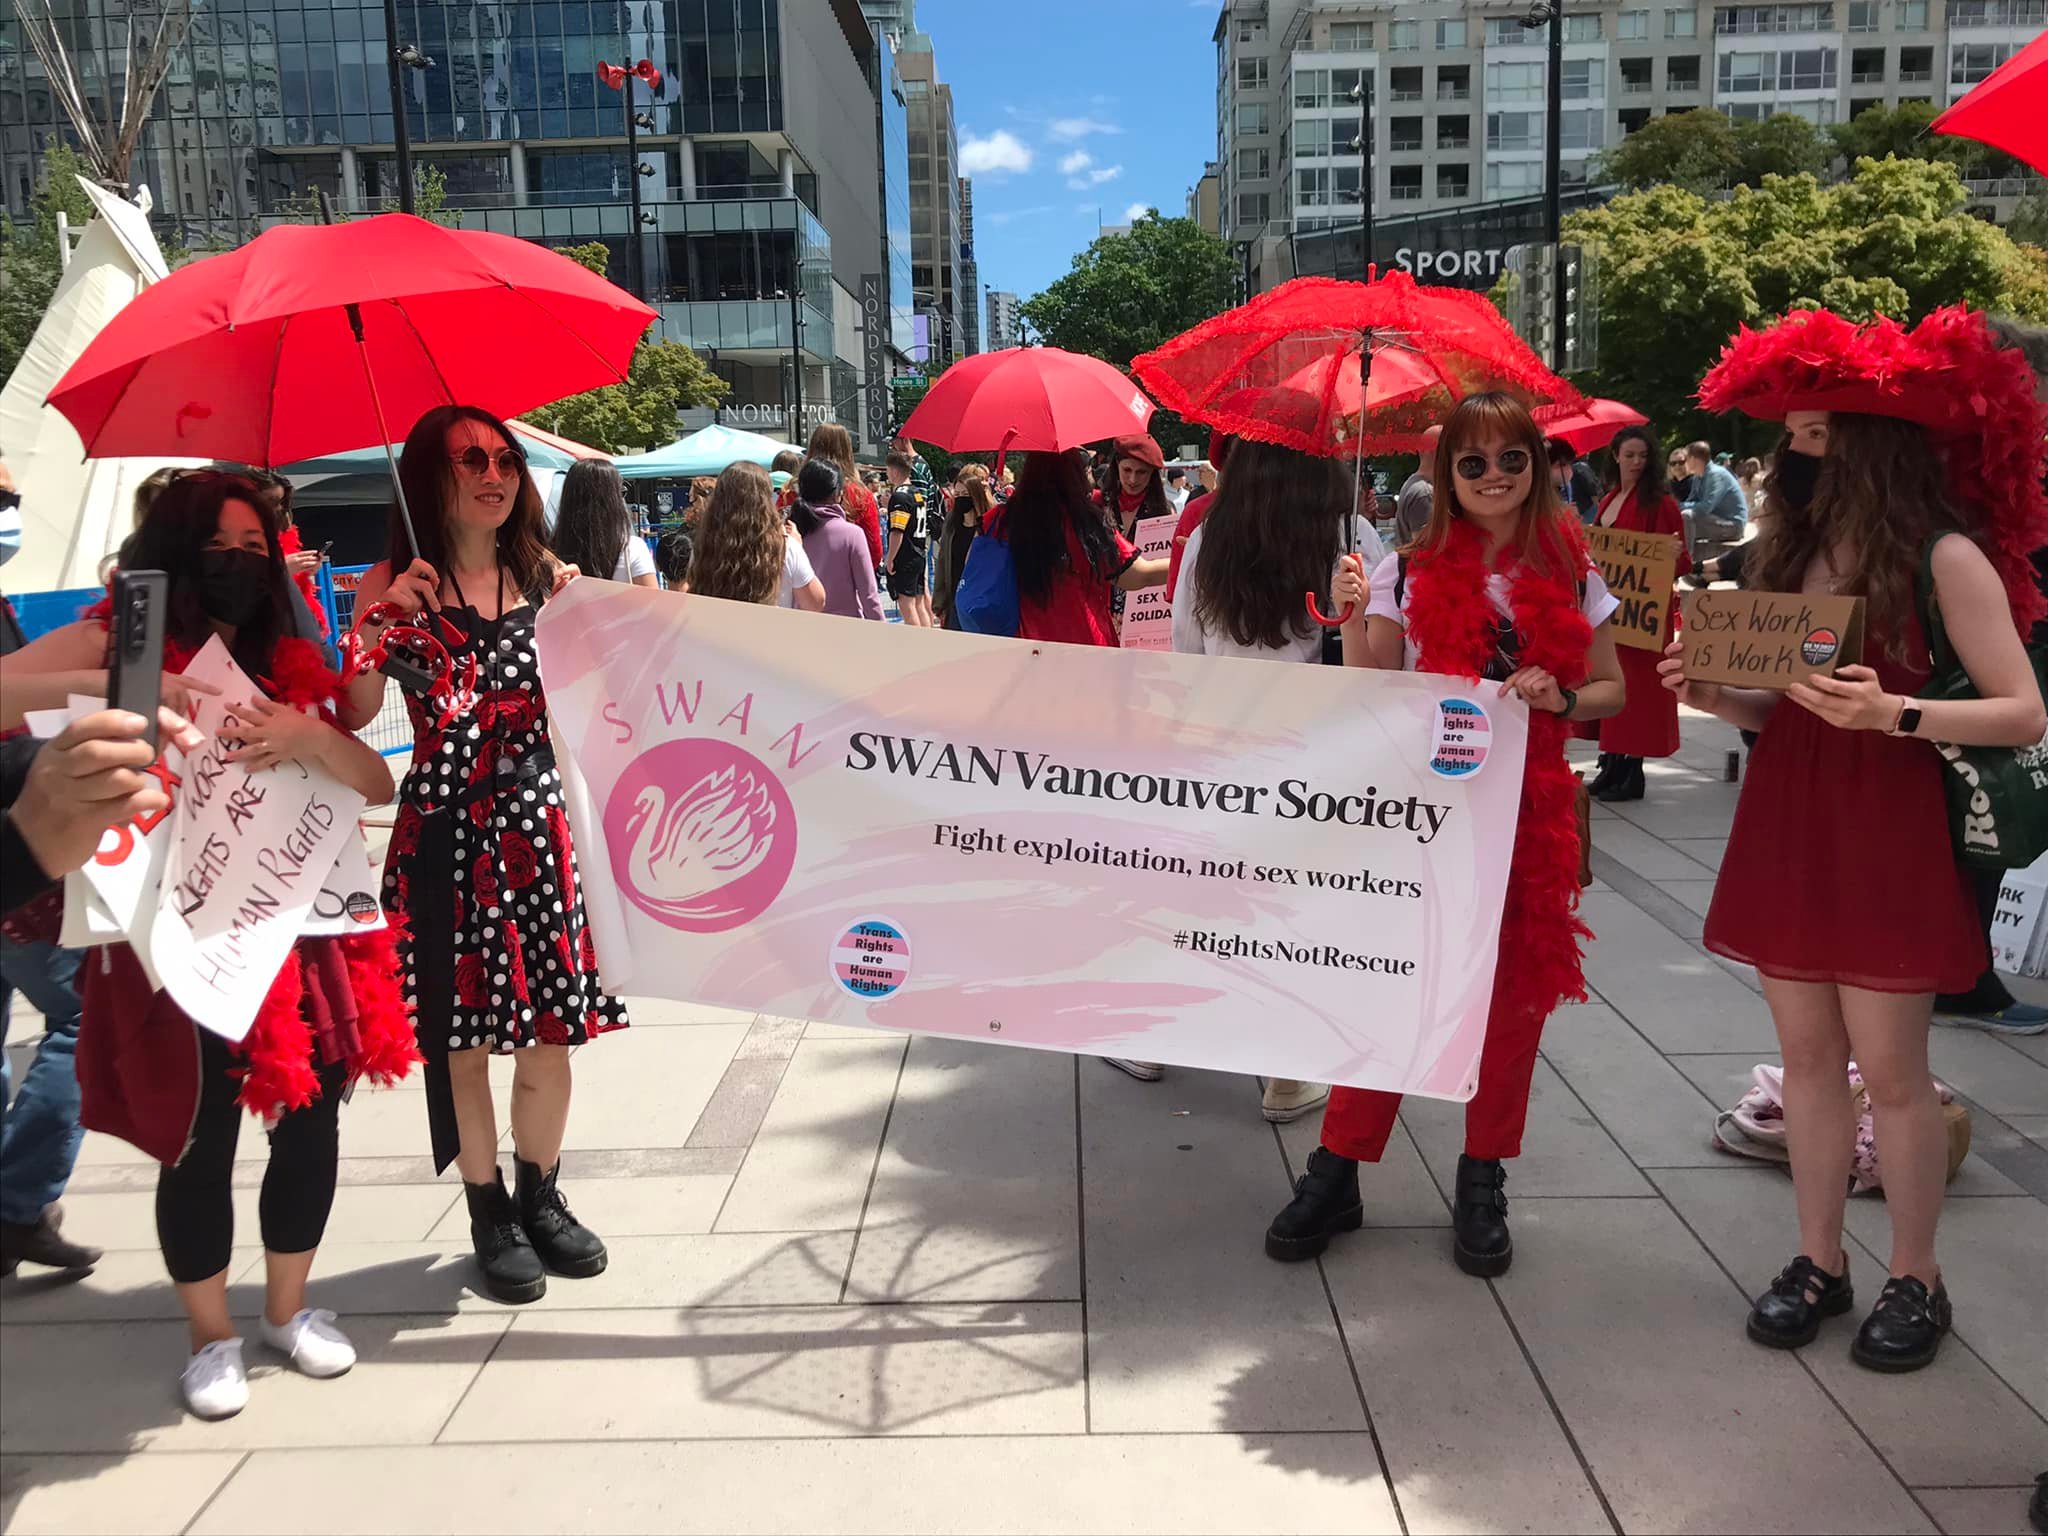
[1307,592,1355,629]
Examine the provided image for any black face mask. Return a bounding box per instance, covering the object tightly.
[1774,450,1823,512]
[197,547,275,627]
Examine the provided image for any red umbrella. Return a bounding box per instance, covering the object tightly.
[1933,29,2048,176]
[1534,397,1647,454]
[899,346,1154,456]
[1132,272,1578,459]
[47,212,655,552]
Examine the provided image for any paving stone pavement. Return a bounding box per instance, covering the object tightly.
[3,712,2045,1534]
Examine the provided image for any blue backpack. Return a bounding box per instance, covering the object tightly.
[954,530,1021,638]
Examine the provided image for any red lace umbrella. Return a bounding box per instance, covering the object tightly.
[1132,272,1578,458]
[1534,397,1647,454]
[1134,272,1580,625]
[1932,29,2048,176]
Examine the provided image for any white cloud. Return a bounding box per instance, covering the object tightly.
[959,129,1033,176]
[1067,163,1123,189]
[1048,116,1121,141]
[988,204,1055,226]
[1124,201,1153,224]
[1059,150,1093,175]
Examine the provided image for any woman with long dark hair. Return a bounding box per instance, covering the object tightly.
[788,459,884,620]
[1267,394,1625,1277]
[340,406,627,1307]
[1670,308,2047,1372]
[1580,425,1689,802]
[688,460,823,609]
[550,460,655,588]
[3,472,416,1418]
[934,464,995,629]
[989,449,1166,647]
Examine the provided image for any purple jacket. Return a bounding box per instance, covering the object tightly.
[798,502,883,620]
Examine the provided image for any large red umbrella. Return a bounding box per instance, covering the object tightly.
[1534,397,1647,454]
[1132,272,1579,458]
[899,346,1154,455]
[1933,29,2048,176]
[47,212,655,552]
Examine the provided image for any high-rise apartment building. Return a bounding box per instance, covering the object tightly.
[1212,0,2043,289]
[895,36,963,365]
[1188,161,1224,234]
[986,289,1022,351]
[959,175,981,355]
[1,1,910,448]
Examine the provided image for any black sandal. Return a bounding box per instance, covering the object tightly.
[1746,1253,1853,1349]
[1851,1274,1951,1373]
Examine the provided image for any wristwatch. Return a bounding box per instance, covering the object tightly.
[1555,687,1578,720]
[1889,699,1923,738]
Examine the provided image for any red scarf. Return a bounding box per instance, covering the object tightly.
[1402,517,1594,1025]
[83,605,419,1119]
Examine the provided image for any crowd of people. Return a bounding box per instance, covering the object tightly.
[0,304,2044,1464]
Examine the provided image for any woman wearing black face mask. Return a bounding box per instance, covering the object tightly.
[0,472,415,1420]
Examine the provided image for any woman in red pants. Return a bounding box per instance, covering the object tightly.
[1266,393,1626,1277]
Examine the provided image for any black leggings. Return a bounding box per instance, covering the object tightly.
[156,1026,346,1283]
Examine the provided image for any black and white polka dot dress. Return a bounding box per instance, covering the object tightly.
[382,605,628,1129]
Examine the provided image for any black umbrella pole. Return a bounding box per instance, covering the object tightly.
[348,303,422,562]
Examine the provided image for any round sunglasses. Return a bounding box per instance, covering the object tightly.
[448,446,526,479]
[1453,448,1532,480]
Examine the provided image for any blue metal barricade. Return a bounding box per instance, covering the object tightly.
[330,563,414,758]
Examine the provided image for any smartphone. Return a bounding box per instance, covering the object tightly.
[108,569,168,750]
[318,541,334,563]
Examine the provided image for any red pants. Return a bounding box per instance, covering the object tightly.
[1319,997,1549,1163]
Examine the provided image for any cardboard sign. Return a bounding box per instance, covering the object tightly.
[1991,857,2048,978]
[1118,513,1179,652]
[1586,526,1680,652]
[537,580,1537,1103]
[1680,589,1865,690]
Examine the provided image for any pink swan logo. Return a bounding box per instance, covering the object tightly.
[604,739,798,931]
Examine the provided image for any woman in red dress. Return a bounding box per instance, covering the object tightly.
[1583,426,1689,802]
[1668,307,2048,1373]
[985,449,1168,647]
[1265,394,1627,1278]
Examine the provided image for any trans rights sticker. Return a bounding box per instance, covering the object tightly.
[834,917,912,1001]
[1428,698,1492,780]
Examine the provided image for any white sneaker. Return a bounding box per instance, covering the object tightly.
[180,1338,249,1420]
[1261,1079,1331,1123]
[261,1308,356,1378]
[1103,1058,1165,1082]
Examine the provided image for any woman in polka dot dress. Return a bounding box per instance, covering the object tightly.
[340,405,628,1305]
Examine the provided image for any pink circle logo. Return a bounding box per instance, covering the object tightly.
[604,738,798,932]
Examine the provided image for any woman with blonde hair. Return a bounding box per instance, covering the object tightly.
[804,422,884,571]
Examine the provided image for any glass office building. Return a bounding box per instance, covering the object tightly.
[0,0,908,446]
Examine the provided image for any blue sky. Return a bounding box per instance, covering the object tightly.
[915,0,1222,308]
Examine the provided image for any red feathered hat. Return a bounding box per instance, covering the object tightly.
[1699,304,2048,633]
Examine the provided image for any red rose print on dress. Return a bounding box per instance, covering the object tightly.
[501,830,539,889]
[602,739,798,933]
[455,953,487,1007]
[480,690,541,733]
[553,925,574,973]
[473,853,500,911]
[390,813,421,859]
[548,807,576,907]
[535,1013,572,1046]
[579,924,598,972]
[504,923,529,1002]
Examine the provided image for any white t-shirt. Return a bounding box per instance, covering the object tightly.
[611,536,657,583]
[1366,550,1618,672]
[779,527,818,607]
[1170,515,1387,663]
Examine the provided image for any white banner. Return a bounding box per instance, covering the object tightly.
[537,582,1531,1099]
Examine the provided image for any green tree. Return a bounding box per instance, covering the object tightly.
[1561,155,2048,444]
[0,141,98,383]
[1732,114,1833,185]
[518,241,727,452]
[1594,109,1743,194]
[1019,212,1235,368]
[1830,100,2024,180]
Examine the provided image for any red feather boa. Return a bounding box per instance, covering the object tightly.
[1403,516,1594,1026]
[79,603,420,1117]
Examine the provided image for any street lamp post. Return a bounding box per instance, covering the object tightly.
[1349,76,1374,279]
[382,0,432,214]
[1545,0,1566,370]
[788,266,805,440]
[598,58,664,302]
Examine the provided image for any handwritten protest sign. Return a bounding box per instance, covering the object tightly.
[1681,589,1865,691]
[1117,513,1179,652]
[537,581,1533,1101]
[1586,526,1680,652]
[146,637,366,1042]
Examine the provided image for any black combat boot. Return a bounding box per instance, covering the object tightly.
[515,1155,608,1278]
[465,1171,547,1304]
[1264,1147,1363,1262]
[1452,1155,1513,1277]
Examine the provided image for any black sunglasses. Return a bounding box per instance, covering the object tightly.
[449,446,525,479]
[1453,449,1533,480]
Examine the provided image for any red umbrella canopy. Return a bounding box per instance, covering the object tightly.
[1933,29,2048,176]
[1132,272,1580,456]
[47,213,656,466]
[899,346,1154,453]
[1534,397,1648,454]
